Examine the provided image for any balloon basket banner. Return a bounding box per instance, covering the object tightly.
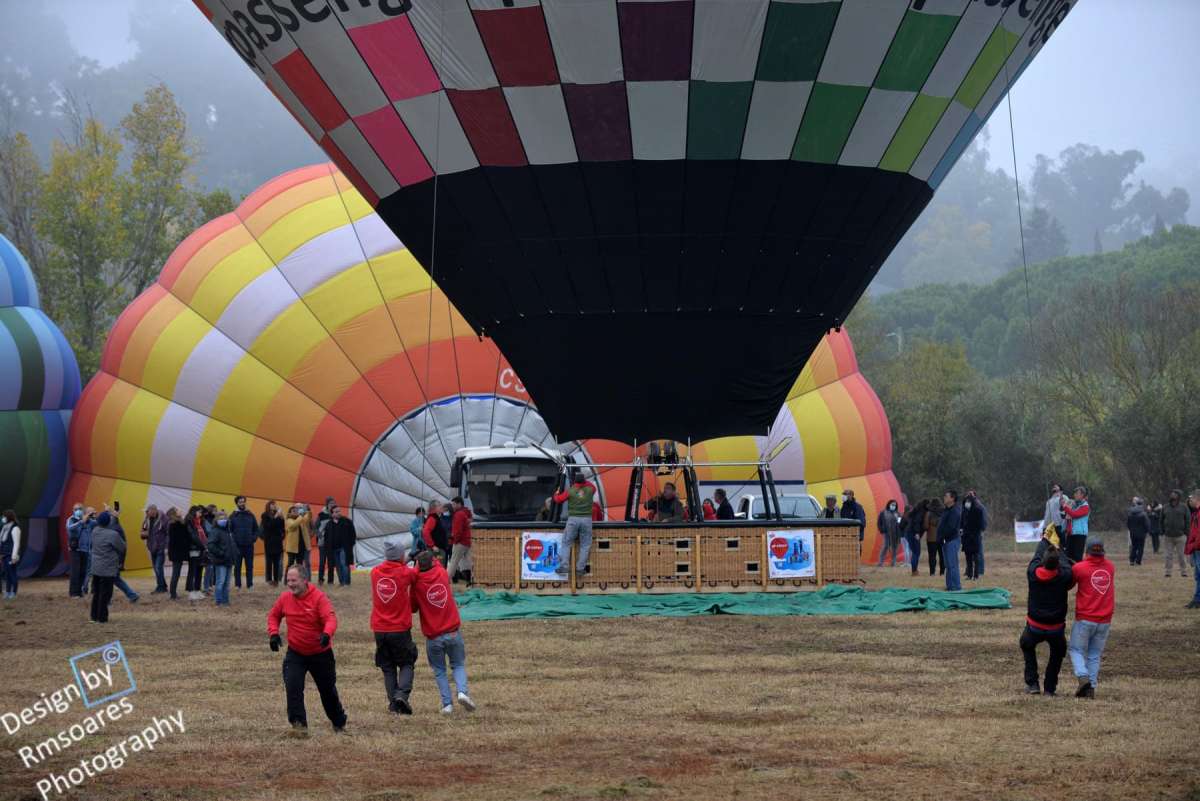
[470,524,860,595]
[1014,521,1043,543]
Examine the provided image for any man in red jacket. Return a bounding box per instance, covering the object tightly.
[1068,536,1116,698]
[371,541,419,714]
[413,550,476,714]
[1185,490,1200,609]
[267,565,347,734]
[447,497,473,585]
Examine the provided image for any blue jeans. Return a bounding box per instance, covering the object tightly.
[234,543,254,588]
[114,576,139,601]
[426,630,468,707]
[1191,553,1200,604]
[152,551,167,591]
[1069,620,1110,685]
[335,549,350,586]
[214,564,232,605]
[204,561,215,591]
[942,538,962,591]
[559,516,593,573]
[905,534,921,571]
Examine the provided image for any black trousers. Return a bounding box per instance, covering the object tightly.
[264,553,283,583]
[1066,535,1087,563]
[1020,624,1066,694]
[90,576,114,622]
[964,551,980,580]
[1129,534,1146,565]
[282,648,346,728]
[170,560,185,598]
[1149,531,1161,553]
[185,557,203,591]
[68,550,86,596]
[318,545,337,583]
[927,541,941,575]
[234,543,255,587]
[374,631,418,708]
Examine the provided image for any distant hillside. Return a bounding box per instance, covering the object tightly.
[860,225,1200,377]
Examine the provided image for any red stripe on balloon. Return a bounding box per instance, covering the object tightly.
[472,5,559,87]
[447,89,527,167]
[347,15,442,102]
[274,49,350,131]
[100,285,168,376]
[67,373,117,475]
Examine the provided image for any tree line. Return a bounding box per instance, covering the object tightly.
[0,85,235,378]
[850,225,1200,529]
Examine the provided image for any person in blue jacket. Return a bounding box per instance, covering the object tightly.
[228,495,261,590]
[839,490,867,554]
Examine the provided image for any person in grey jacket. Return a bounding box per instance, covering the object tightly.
[207,513,237,607]
[228,496,260,590]
[1042,484,1066,535]
[89,513,126,623]
[1162,490,1190,578]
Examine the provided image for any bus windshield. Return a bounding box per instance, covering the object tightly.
[464,458,561,521]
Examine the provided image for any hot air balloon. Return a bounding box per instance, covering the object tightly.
[65,164,901,571]
[0,234,81,577]
[193,0,1077,444]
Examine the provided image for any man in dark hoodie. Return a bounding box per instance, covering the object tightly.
[370,541,419,714]
[228,495,260,590]
[937,490,963,591]
[328,506,357,587]
[1020,537,1075,695]
[1126,497,1150,567]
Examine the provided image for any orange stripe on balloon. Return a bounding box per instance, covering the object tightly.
[101,284,168,375]
[168,224,256,306]
[236,164,333,223]
[242,171,340,239]
[116,292,186,386]
[67,374,116,474]
[241,438,305,502]
[255,384,330,460]
[158,213,240,292]
[294,456,357,509]
[844,373,892,475]
[288,337,394,440]
[817,381,867,478]
[324,374,396,444]
[306,414,373,476]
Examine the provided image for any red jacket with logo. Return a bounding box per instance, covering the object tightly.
[1185,507,1200,555]
[451,507,473,548]
[267,584,337,655]
[370,560,418,633]
[1071,554,1115,624]
[411,562,461,639]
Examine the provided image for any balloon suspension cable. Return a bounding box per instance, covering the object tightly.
[419,2,448,501]
[1004,62,1037,365]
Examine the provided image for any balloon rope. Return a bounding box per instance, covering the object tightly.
[1004,62,1035,353]
[418,1,448,503]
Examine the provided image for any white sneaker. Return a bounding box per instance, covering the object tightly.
[440,704,453,715]
[457,692,476,712]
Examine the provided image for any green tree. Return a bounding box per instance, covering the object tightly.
[1013,206,1068,267]
[37,113,126,377]
[0,130,51,312]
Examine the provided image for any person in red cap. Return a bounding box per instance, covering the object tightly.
[413,550,476,714]
[1068,536,1116,698]
[371,541,419,714]
[267,564,347,735]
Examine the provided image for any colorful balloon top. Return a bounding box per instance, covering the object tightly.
[0,234,40,309]
[194,0,1079,442]
[66,164,900,568]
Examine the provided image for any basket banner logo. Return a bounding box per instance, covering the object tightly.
[767,530,815,579]
[522,532,565,580]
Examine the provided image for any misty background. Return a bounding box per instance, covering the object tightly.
[2,0,1198,292]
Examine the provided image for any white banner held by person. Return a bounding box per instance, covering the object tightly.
[1014,521,1042,543]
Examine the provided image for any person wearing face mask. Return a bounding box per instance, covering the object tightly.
[67,504,88,598]
[962,491,985,581]
[839,490,866,553]
[0,510,22,599]
[876,501,902,567]
[206,511,237,607]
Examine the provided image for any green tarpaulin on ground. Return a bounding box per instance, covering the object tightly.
[456,585,1011,621]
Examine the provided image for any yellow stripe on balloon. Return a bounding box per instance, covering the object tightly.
[193,417,253,495]
[243,175,340,241]
[189,242,276,323]
[250,302,328,377]
[210,355,286,434]
[141,308,211,399]
[331,305,406,377]
[818,381,866,479]
[370,249,430,301]
[693,435,759,482]
[788,391,840,483]
[256,196,349,262]
[170,224,255,305]
[333,170,371,218]
[115,390,169,482]
[304,261,384,330]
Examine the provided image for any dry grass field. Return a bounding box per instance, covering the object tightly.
[1,540,1197,801]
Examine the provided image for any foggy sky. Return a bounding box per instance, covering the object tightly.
[45,0,1200,222]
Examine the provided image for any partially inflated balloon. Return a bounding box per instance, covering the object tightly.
[0,235,80,577]
[194,0,1078,442]
[65,165,900,570]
